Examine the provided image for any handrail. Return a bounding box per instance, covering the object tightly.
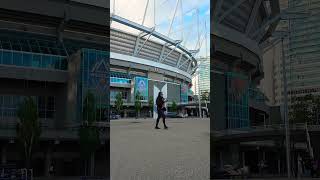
[213,123,320,137]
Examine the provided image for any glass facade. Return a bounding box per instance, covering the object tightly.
[110,77,131,84]
[0,49,67,70]
[198,57,210,94]
[225,72,249,128]
[78,48,109,122]
[0,30,106,71]
[110,90,129,102]
[0,95,55,120]
[249,88,266,103]
[181,83,189,104]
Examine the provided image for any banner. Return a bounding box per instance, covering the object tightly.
[180,83,188,104]
[134,77,148,102]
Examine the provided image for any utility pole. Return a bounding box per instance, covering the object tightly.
[197,60,202,118]
[281,37,291,178]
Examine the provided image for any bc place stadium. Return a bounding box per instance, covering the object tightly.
[110,15,198,118]
[0,0,200,177]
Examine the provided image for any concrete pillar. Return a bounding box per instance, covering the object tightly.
[44,147,52,177]
[219,151,223,168]
[278,159,281,175]
[242,151,246,167]
[230,144,240,167]
[124,109,128,118]
[1,146,7,165]
[66,52,81,126]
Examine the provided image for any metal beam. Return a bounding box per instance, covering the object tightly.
[142,0,150,25]
[178,57,191,69]
[160,42,180,63]
[245,0,262,35]
[168,0,180,36]
[111,14,194,58]
[251,9,309,39]
[218,0,248,23]
[187,59,192,73]
[134,28,155,56]
[158,43,167,62]
[213,0,224,22]
[176,53,183,67]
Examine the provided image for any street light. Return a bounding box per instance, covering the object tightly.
[262,5,309,177]
[196,59,202,118]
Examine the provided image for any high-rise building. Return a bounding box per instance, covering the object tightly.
[261,0,319,106]
[192,57,210,97]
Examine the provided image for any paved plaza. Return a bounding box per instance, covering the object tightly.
[110,118,210,180]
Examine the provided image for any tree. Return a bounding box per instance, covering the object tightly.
[201,90,210,101]
[312,95,320,124]
[148,98,154,117]
[115,92,123,116]
[290,94,314,124]
[16,96,41,169]
[135,91,142,118]
[171,100,177,112]
[79,90,100,176]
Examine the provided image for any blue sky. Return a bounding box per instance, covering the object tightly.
[111,0,210,58]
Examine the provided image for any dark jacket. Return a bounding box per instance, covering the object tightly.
[156,96,165,111]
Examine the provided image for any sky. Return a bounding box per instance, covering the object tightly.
[110,0,210,58]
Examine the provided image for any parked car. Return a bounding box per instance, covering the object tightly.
[110,113,121,120]
[177,113,187,118]
[166,112,178,118]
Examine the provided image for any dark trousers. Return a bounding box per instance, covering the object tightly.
[156,109,166,127]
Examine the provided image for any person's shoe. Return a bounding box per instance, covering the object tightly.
[164,126,168,129]
[155,127,160,129]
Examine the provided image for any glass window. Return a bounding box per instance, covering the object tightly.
[22,53,32,67]
[32,54,41,67]
[41,55,52,69]
[13,52,23,66]
[2,51,12,64]
[60,58,67,70]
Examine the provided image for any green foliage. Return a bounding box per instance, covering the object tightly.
[79,91,100,159]
[201,91,210,101]
[289,94,319,124]
[115,92,124,115]
[148,98,154,112]
[82,90,96,124]
[16,97,41,168]
[171,100,177,112]
[135,91,142,117]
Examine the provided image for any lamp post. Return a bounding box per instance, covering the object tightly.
[197,60,202,118]
[281,37,291,178]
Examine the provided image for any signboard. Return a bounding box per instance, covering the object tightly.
[134,77,149,102]
[180,83,188,104]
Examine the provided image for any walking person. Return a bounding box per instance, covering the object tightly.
[155,92,168,129]
[49,163,54,177]
[297,155,303,179]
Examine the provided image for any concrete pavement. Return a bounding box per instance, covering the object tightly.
[110,118,210,180]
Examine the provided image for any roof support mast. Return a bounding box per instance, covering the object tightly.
[142,0,150,26]
[168,0,180,36]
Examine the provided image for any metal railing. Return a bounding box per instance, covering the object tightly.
[213,123,320,137]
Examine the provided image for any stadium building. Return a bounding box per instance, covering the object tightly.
[0,0,108,177]
[110,15,198,117]
[212,0,282,175]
